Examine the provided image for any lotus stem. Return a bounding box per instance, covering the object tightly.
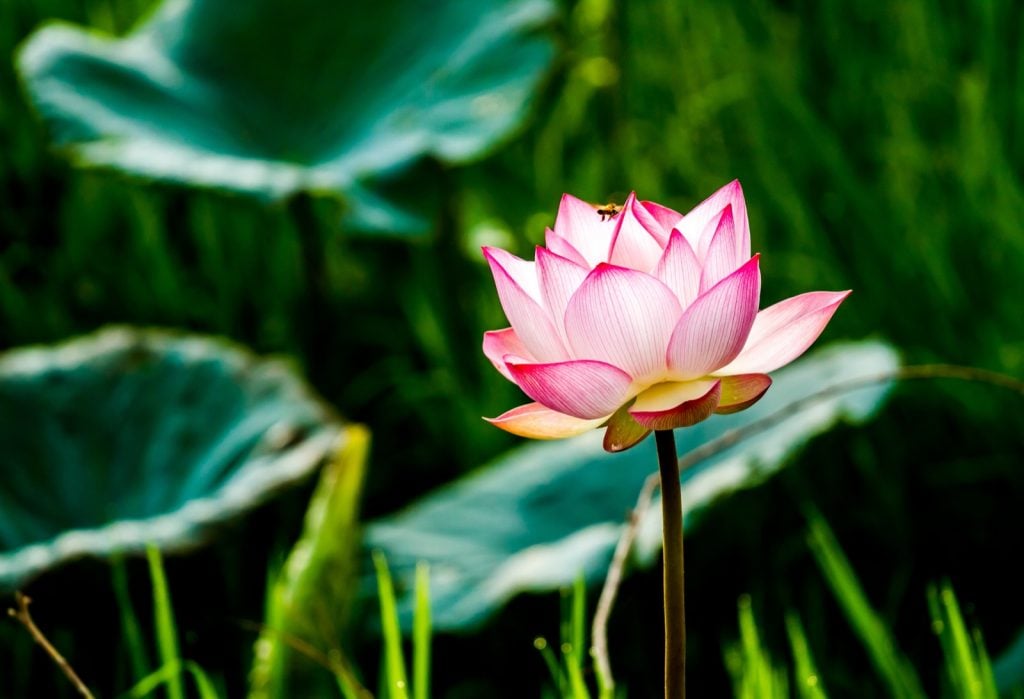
[656,429,685,698]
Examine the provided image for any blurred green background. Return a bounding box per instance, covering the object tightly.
[1,0,1023,696]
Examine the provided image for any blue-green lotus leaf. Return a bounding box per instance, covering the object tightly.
[17,0,556,234]
[0,327,354,590]
[366,340,900,630]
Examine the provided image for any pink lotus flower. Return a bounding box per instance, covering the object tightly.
[482,181,849,452]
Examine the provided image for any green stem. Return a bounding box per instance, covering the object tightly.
[656,429,685,699]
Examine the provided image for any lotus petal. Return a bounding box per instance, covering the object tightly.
[483,247,567,362]
[565,264,682,379]
[482,328,532,382]
[714,373,772,414]
[667,255,761,379]
[602,404,651,452]
[507,358,634,419]
[486,402,606,439]
[628,379,722,430]
[553,194,618,266]
[654,229,703,310]
[676,180,749,259]
[608,193,665,271]
[721,290,851,375]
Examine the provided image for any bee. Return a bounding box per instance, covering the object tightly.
[595,202,623,221]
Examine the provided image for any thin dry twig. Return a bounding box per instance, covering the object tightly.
[7,592,95,699]
[589,363,1024,692]
[591,472,659,694]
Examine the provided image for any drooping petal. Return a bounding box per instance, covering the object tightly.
[553,194,619,266]
[713,373,772,414]
[536,246,588,341]
[602,403,651,452]
[544,227,589,268]
[483,247,568,362]
[676,180,750,260]
[564,264,682,380]
[485,402,606,440]
[667,255,761,379]
[719,290,851,374]
[507,358,634,419]
[653,229,702,310]
[699,205,743,293]
[608,193,668,270]
[640,200,684,242]
[482,328,532,382]
[628,379,722,430]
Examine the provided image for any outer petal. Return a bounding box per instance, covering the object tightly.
[667,255,761,379]
[676,180,750,260]
[719,290,851,374]
[485,402,606,440]
[507,358,634,419]
[564,264,682,380]
[554,194,618,266]
[482,328,532,382]
[628,379,722,430]
[653,229,702,310]
[483,247,568,362]
[609,193,668,270]
[602,404,651,452]
[713,373,772,414]
[544,227,589,268]
[699,205,742,293]
[482,246,540,300]
[536,246,588,342]
[640,200,684,242]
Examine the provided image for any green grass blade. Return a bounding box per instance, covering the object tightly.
[124,661,178,698]
[534,637,564,693]
[413,562,431,699]
[785,611,828,699]
[374,551,410,699]
[974,628,1000,698]
[571,574,585,667]
[927,584,962,695]
[182,661,221,699]
[249,427,370,699]
[335,674,361,699]
[725,595,788,699]
[564,660,590,699]
[562,574,590,699]
[111,555,150,684]
[122,660,220,699]
[145,545,183,699]
[805,511,925,699]
[928,580,998,699]
[942,583,982,696]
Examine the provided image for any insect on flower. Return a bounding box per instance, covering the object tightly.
[595,202,623,221]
